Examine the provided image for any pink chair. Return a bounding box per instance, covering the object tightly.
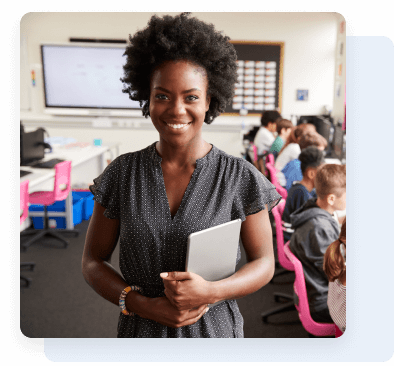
[261,204,296,322]
[20,180,35,287]
[265,162,288,200]
[21,161,78,251]
[284,242,336,337]
[265,152,274,166]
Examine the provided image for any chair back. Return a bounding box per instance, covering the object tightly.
[277,198,286,217]
[284,242,336,337]
[271,206,294,271]
[53,161,72,201]
[265,162,288,200]
[252,144,258,163]
[266,152,274,165]
[20,180,29,225]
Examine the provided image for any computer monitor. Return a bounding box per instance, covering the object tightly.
[21,128,45,166]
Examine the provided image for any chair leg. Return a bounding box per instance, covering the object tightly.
[20,275,32,288]
[261,301,296,323]
[45,230,69,248]
[20,262,35,288]
[21,230,47,251]
[58,228,79,237]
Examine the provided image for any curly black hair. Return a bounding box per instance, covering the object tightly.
[121,12,238,124]
[298,146,325,174]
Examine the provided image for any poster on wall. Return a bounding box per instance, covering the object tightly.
[224,41,284,116]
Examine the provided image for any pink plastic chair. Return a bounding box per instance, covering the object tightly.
[20,180,35,287]
[261,206,295,322]
[265,152,274,166]
[20,180,29,225]
[21,161,78,251]
[265,162,288,200]
[284,242,336,337]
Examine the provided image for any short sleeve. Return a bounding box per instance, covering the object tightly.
[232,162,282,221]
[89,156,121,220]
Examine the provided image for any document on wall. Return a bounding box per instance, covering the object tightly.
[233,60,277,111]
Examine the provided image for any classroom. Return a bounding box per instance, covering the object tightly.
[20,12,346,339]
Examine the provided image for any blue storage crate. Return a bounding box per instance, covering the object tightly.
[29,192,83,229]
[73,190,94,220]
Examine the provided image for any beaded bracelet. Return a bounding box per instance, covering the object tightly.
[119,285,142,316]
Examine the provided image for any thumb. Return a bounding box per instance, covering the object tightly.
[160,271,193,281]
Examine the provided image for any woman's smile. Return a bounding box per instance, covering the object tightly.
[149,60,211,146]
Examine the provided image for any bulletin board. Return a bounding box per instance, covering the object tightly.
[224,41,284,116]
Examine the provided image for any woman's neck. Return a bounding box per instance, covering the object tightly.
[156,138,211,168]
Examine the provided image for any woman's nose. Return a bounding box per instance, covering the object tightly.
[168,98,186,116]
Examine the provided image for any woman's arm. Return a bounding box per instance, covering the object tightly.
[162,205,275,309]
[82,202,208,328]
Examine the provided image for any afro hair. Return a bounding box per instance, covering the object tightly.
[121,12,238,124]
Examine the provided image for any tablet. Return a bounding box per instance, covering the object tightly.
[185,219,242,306]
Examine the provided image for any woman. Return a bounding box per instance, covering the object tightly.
[82,13,281,338]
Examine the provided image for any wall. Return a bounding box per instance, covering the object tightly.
[20,12,344,157]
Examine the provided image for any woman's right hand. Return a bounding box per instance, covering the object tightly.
[137,295,209,329]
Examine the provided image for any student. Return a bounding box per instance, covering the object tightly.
[275,123,316,187]
[82,12,281,339]
[269,119,293,159]
[282,146,325,242]
[253,110,282,155]
[289,164,346,323]
[324,217,346,333]
[281,132,328,190]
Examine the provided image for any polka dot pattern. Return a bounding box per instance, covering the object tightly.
[90,142,281,338]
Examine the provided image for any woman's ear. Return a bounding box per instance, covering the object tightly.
[205,95,211,112]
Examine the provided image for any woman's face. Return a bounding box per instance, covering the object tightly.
[149,60,211,147]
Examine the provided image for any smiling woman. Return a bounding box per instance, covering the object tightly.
[82,12,282,338]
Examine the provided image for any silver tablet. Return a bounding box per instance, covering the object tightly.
[185,219,242,306]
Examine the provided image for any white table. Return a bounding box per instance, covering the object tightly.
[20,143,119,230]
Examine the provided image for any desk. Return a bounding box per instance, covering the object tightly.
[20,143,119,231]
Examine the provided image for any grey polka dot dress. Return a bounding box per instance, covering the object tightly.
[90,142,281,338]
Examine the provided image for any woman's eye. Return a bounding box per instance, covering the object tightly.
[186,95,199,101]
[155,94,168,100]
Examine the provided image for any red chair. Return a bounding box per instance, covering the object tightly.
[261,204,296,322]
[21,161,78,251]
[20,180,35,287]
[284,242,336,337]
[265,162,288,200]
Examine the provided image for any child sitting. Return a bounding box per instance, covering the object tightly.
[282,146,325,242]
[253,110,282,155]
[289,164,346,323]
[281,132,328,190]
[269,119,294,159]
[324,217,346,333]
[275,123,316,187]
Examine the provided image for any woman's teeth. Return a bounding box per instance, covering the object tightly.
[166,123,190,129]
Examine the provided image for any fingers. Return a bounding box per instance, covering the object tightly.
[175,304,209,328]
[160,271,193,281]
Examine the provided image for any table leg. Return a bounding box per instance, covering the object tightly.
[65,191,74,230]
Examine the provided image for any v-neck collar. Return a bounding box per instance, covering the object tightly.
[150,142,216,221]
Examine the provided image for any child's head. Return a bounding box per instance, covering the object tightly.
[298,146,325,185]
[299,132,328,151]
[323,217,346,282]
[260,110,282,132]
[295,123,316,142]
[315,164,346,211]
[276,119,293,140]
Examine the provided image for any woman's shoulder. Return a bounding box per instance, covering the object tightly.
[113,143,155,166]
[213,145,257,172]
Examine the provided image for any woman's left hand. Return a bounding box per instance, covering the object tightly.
[160,271,214,311]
